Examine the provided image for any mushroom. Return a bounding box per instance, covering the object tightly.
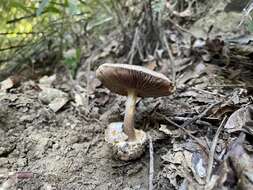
[96,63,174,160]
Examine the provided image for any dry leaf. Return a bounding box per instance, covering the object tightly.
[224,105,253,134]
[159,124,183,138]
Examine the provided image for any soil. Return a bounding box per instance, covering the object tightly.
[0,77,180,190]
[0,63,243,190]
[0,85,152,190]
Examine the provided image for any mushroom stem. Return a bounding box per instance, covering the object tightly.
[124,90,137,141]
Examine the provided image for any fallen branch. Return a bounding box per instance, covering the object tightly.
[163,34,176,84]
[205,115,227,186]
[155,101,222,156]
[167,17,194,36]
[158,113,209,156]
[181,102,221,129]
[128,27,140,65]
[148,134,154,190]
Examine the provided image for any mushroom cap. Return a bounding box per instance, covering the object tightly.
[96,63,174,97]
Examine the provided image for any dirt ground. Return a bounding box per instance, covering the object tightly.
[0,62,250,190]
[0,77,175,190]
[0,83,150,190]
[1,0,253,190]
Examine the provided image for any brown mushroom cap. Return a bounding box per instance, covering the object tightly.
[96,63,174,97]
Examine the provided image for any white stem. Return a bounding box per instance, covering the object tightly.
[123,90,137,141]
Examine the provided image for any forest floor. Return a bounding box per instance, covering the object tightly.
[1,0,253,190]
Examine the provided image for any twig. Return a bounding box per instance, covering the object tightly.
[7,14,36,24]
[148,134,154,190]
[159,113,209,156]
[205,115,227,185]
[181,102,221,129]
[208,84,245,88]
[0,32,43,36]
[0,44,29,52]
[238,0,253,27]
[155,102,221,156]
[167,17,194,36]
[75,56,93,114]
[171,116,213,127]
[6,4,66,24]
[163,34,176,84]
[191,87,226,98]
[86,17,113,31]
[128,27,140,65]
[111,0,127,37]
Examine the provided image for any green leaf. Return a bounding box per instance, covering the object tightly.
[10,2,32,14]
[44,6,61,14]
[64,57,77,76]
[36,0,50,16]
[76,47,81,61]
[64,0,69,7]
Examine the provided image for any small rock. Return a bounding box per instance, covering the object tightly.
[43,183,57,190]
[20,115,34,122]
[53,143,60,150]
[38,87,68,112]
[74,92,86,106]
[38,87,67,104]
[0,78,14,92]
[0,158,9,167]
[15,158,27,168]
[39,75,56,88]
[48,97,68,112]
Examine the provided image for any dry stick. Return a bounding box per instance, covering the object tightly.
[205,115,227,185]
[209,84,245,88]
[128,27,139,65]
[137,39,145,61]
[191,87,226,98]
[86,59,91,112]
[163,34,176,84]
[110,0,126,37]
[64,61,87,111]
[157,102,221,156]
[160,114,209,156]
[181,102,221,129]
[148,135,154,190]
[167,17,194,36]
[238,0,253,27]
